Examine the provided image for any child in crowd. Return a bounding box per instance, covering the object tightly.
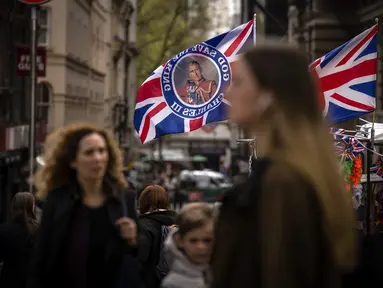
[161,203,214,288]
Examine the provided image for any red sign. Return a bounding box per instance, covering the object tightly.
[17,0,51,4]
[16,46,47,77]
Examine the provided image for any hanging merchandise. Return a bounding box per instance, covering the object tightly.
[343,154,362,192]
[352,185,362,210]
[343,160,353,192]
[335,136,365,163]
[376,187,383,225]
[350,154,362,187]
[370,157,383,177]
[329,127,345,139]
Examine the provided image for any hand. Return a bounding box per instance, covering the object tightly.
[116,217,137,245]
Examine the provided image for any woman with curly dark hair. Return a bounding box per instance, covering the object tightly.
[28,123,141,288]
[0,192,39,288]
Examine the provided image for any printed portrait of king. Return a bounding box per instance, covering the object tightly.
[177,60,217,105]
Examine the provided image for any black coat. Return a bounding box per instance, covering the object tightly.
[138,210,177,288]
[211,158,343,288]
[0,220,37,288]
[27,183,142,288]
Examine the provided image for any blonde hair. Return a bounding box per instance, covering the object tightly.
[177,202,214,237]
[34,123,127,200]
[245,43,356,271]
[263,114,356,271]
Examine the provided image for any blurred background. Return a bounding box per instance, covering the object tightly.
[0,0,382,221]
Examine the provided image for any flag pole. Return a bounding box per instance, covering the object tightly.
[366,17,379,234]
[253,13,257,44]
[234,14,257,177]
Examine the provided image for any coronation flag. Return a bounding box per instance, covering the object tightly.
[310,24,378,124]
[135,20,377,144]
[134,16,256,144]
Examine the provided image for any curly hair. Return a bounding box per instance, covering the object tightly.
[34,123,127,200]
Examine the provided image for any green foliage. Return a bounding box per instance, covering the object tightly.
[136,0,211,86]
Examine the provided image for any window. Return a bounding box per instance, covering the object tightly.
[37,83,51,129]
[38,8,49,46]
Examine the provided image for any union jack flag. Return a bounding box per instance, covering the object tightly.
[335,136,365,161]
[329,127,345,139]
[134,18,255,144]
[370,157,383,177]
[310,25,378,124]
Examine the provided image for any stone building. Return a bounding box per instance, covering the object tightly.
[0,0,33,221]
[39,0,137,143]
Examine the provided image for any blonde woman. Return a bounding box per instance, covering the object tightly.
[211,43,356,288]
[29,123,141,288]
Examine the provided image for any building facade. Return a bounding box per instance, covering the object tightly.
[0,0,47,221]
[39,0,137,143]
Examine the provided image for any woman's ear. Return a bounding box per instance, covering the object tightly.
[256,91,273,114]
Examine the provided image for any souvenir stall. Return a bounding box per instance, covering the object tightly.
[357,121,383,232]
[236,119,383,235]
[328,119,383,234]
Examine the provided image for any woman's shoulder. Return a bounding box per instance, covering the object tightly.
[122,187,137,199]
[46,184,73,199]
[263,159,310,185]
[38,184,74,211]
[138,216,155,227]
[262,161,319,207]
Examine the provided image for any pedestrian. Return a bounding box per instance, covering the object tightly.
[210,43,357,288]
[168,173,179,209]
[161,203,214,288]
[28,123,141,288]
[176,176,193,209]
[138,184,177,288]
[0,192,39,288]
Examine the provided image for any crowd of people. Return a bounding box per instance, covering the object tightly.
[0,43,382,288]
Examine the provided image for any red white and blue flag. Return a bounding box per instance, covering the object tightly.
[134,18,255,144]
[310,24,378,124]
[335,136,365,161]
[329,127,345,139]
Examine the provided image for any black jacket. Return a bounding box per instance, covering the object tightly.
[211,158,343,288]
[0,220,38,288]
[138,210,177,288]
[28,183,141,288]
